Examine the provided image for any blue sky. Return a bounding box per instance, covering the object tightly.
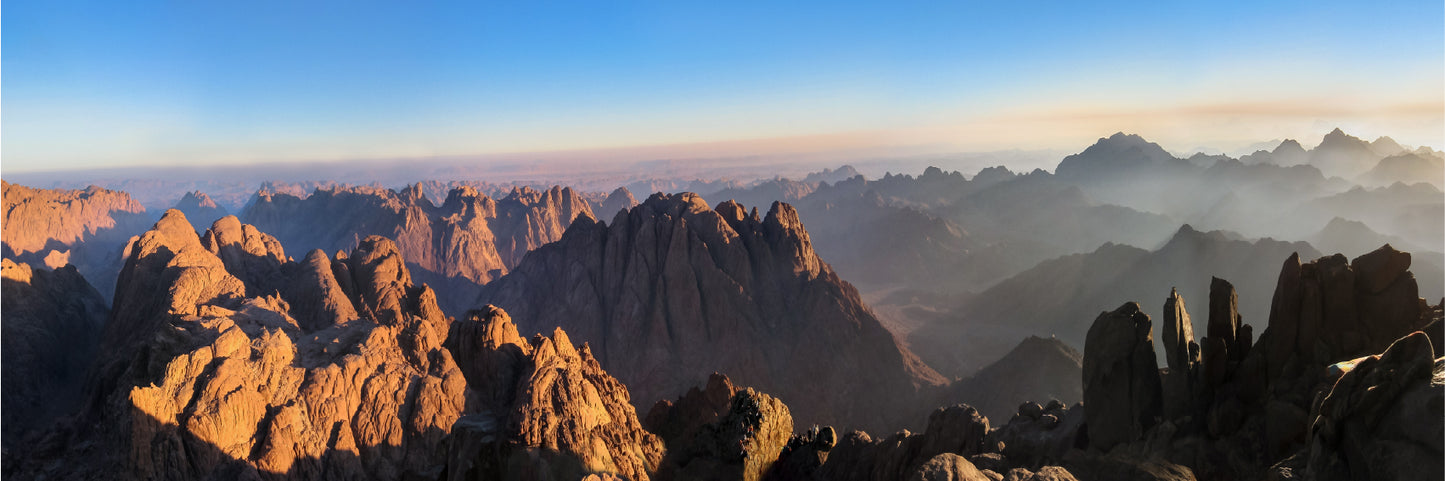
[4,0,1442,171]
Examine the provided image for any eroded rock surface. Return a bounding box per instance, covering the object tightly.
[445,306,665,481]
[2,181,152,300]
[479,193,945,432]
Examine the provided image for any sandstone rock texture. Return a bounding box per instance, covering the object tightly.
[242,184,595,314]
[478,193,945,432]
[0,259,108,449]
[2,181,152,300]
[7,210,662,481]
[444,306,664,481]
[907,453,991,481]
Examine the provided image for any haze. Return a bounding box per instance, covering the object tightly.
[4,0,1442,173]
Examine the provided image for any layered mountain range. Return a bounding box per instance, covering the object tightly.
[3,128,1441,480]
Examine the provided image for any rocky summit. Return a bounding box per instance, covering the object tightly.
[4,210,665,481]
[478,192,946,433]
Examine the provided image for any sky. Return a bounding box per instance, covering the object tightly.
[4,0,1443,172]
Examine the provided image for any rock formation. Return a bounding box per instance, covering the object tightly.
[907,453,992,481]
[444,306,665,481]
[1159,289,1199,421]
[477,193,945,432]
[985,245,1442,480]
[1283,332,1442,481]
[242,183,595,314]
[7,211,664,481]
[913,224,1320,378]
[654,386,793,481]
[1081,302,1162,451]
[0,259,108,449]
[1,181,152,300]
[592,187,639,219]
[812,404,992,481]
[1,181,149,256]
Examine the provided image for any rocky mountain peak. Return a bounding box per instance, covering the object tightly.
[594,186,640,220]
[179,190,221,209]
[1275,138,1306,155]
[1055,132,1181,179]
[479,196,944,432]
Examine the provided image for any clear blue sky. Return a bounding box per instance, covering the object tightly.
[4,0,1442,171]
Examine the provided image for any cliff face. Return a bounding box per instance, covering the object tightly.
[1,259,109,449]
[478,193,945,433]
[9,211,662,481]
[445,306,665,481]
[2,181,152,300]
[241,184,594,314]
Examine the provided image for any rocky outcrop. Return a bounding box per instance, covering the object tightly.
[1081,302,1162,451]
[983,400,1086,470]
[944,336,1082,424]
[1,181,148,256]
[983,245,1443,480]
[174,191,229,233]
[1159,289,1199,421]
[1,181,151,300]
[644,373,741,454]
[907,453,991,481]
[0,259,108,449]
[13,211,468,480]
[812,405,991,481]
[242,184,595,314]
[7,210,669,481]
[1264,245,1428,389]
[444,306,665,481]
[1287,332,1442,481]
[654,387,793,481]
[478,193,945,432]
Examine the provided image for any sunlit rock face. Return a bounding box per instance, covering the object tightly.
[7,211,664,481]
[1,181,153,301]
[479,193,946,433]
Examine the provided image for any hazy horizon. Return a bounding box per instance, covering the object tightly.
[5,1,1442,172]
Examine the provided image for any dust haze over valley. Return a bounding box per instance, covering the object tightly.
[5,1,1445,480]
[5,126,1444,480]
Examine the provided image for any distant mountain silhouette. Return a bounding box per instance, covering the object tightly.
[1359,151,1444,188]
